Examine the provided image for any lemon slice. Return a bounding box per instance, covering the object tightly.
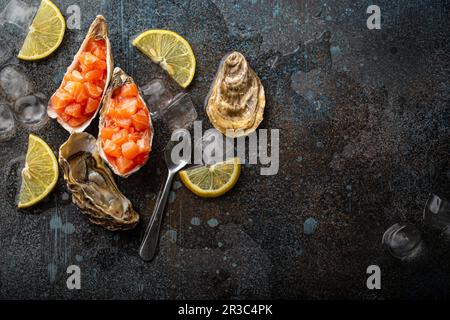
[18,134,59,208]
[132,29,196,88]
[178,158,241,198]
[17,0,66,61]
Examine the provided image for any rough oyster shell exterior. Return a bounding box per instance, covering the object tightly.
[206,51,265,138]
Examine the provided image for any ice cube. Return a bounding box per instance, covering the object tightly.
[0,37,12,66]
[140,79,174,117]
[0,0,37,30]
[0,103,15,141]
[160,92,197,131]
[13,93,47,129]
[0,65,32,100]
[382,223,424,261]
[194,129,234,165]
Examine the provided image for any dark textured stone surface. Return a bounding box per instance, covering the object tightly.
[0,0,450,299]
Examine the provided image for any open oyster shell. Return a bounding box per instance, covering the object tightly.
[48,15,113,133]
[98,67,154,178]
[59,132,139,231]
[206,51,265,138]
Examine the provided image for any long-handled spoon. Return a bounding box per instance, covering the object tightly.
[139,140,187,261]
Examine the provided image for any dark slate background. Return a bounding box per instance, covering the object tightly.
[0,0,450,299]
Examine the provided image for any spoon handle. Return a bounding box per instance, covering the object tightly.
[139,169,175,261]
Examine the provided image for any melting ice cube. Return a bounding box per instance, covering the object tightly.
[141,79,174,117]
[160,92,198,131]
[0,103,15,141]
[13,93,47,129]
[0,65,32,100]
[0,38,12,66]
[382,223,424,261]
[0,0,37,30]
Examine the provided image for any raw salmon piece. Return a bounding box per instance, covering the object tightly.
[67,116,87,127]
[115,117,132,129]
[51,89,73,110]
[85,97,100,114]
[84,82,103,98]
[116,98,138,117]
[137,138,150,153]
[121,141,140,160]
[131,111,149,131]
[101,127,117,140]
[65,103,83,118]
[116,156,134,174]
[83,69,104,82]
[103,139,122,158]
[111,129,128,145]
[120,83,138,98]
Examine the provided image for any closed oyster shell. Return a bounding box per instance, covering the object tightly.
[48,15,113,133]
[98,67,154,178]
[59,132,139,231]
[206,51,265,138]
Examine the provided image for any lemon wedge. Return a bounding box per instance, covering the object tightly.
[18,134,58,208]
[178,158,241,198]
[17,0,66,61]
[132,29,196,88]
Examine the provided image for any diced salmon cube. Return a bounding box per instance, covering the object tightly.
[84,82,103,98]
[116,98,138,117]
[137,138,150,154]
[64,70,84,82]
[83,69,103,82]
[116,156,134,174]
[51,89,73,110]
[79,52,99,67]
[128,131,140,142]
[111,129,128,145]
[131,111,149,131]
[94,60,107,71]
[133,153,148,166]
[59,112,71,122]
[120,83,138,98]
[67,116,88,127]
[115,118,132,129]
[93,47,107,60]
[103,139,122,158]
[101,127,118,140]
[121,141,140,160]
[85,97,100,114]
[64,103,83,118]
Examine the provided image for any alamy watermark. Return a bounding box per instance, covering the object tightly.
[170,121,279,176]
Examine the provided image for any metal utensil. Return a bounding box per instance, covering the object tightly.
[139,139,187,261]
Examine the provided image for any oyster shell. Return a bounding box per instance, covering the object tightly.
[59,132,139,231]
[98,67,154,177]
[48,15,113,133]
[206,51,265,138]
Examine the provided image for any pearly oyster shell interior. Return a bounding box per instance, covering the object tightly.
[206,51,265,138]
[48,15,113,133]
[59,132,139,231]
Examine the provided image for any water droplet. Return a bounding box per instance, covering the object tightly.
[207,218,219,228]
[61,223,75,234]
[49,214,62,230]
[190,217,201,226]
[303,217,318,235]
